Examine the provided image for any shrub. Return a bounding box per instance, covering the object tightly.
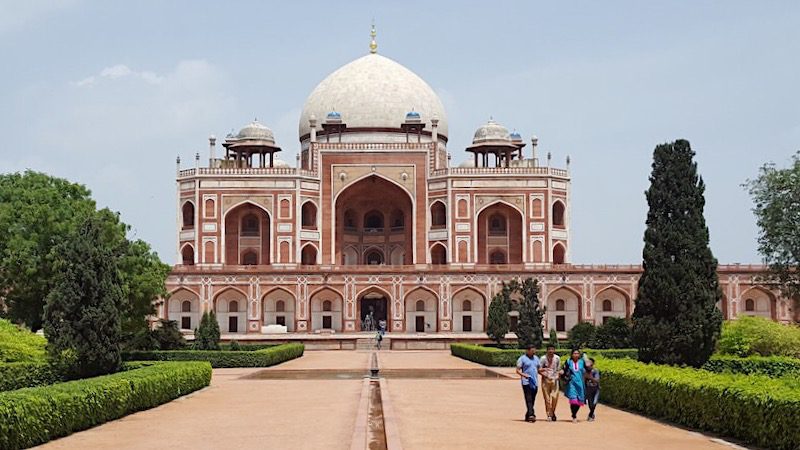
[450,343,636,367]
[0,361,211,449]
[717,316,800,358]
[0,319,47,362]
[703,354,800,378]
[219,343,278,351]
[153,319,186,350]
[228,340,241,351]
[125,343,304,368]
[547,329,559,349]
[590,317,633,349]
[0,363,59,391]
[567,322,596,349]
[598,357,800,449]
[194,311,221,351]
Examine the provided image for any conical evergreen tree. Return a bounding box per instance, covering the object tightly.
[486,286,511,345]
[516,278,545,349]
[632,139,722,367]
[43,215,125,379]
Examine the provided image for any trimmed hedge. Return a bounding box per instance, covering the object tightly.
[0,361,211,449]
[598,357,800,450]
[450,343,636,366]
[703,355,800,378]
[0,319,47,363]
[125,343,305,368]
[0,362,59,392]
[218,343,279,352]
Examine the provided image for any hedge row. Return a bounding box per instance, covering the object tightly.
[219,343,279,352]
[0,319,47,363]
[0,362,59,392]
[450,343,636,366]
[125,343,305,368]
[703,355,800,378]
[598,357,800,450]
[0,361,211,449]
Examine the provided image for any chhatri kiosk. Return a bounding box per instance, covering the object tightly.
[162,29,793,348]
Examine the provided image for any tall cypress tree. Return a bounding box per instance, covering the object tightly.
[516,278,545,349]
[632,139,722,367]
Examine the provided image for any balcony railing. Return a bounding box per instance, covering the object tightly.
[178,167,316,177]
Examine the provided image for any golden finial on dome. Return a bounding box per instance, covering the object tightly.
[369,21,377,54]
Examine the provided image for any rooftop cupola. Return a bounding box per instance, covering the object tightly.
[222,119,282,168]
[466,119,524,168]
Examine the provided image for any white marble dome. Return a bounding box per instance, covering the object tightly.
[299,54,448,140]
[272,158,289,168]
[236,120,276,144]
[472,119,511,145]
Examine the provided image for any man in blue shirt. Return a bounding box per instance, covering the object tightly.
[515,344,540,422]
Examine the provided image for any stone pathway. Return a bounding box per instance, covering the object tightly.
[36,351,740,450]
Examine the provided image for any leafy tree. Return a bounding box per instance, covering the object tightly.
[152,319,186,350]
[117,238,171,345]
[0,171,96,330]
[746,152,800,319]
[486,288,510,345]
[632,139,722,367]
[515,278,545,349]
[590,317,632,349]
[567,322,596,349]
[548,329,559,349]
[43,215,126,379]
[194,311,221,350]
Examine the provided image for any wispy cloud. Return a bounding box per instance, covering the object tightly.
[74,64,164,87]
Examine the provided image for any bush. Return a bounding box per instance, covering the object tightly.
[125,343,305,368]
[547,329,559,349]
[228,340,241,351]
[717,316,800,358]
[486,292,510,345]
[0,363,59,391]
[0,319,47,362]
[0,361,211,449]
[219,343,278,352]
[567,322,596,349]
[590,317,633,349]
[450,343,636,367]
[703,355,800,378]
[598,357,800,449]
[153,319,186,350]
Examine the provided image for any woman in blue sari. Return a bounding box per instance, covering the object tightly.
[563,348,586,422]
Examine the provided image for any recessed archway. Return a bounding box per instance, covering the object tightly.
[404,287,438,333]
[477,202,523,264]
[335,175,414,266]
[356,286,392,332]
[262,287,295,331]
[452,287,486,332]
[224,201,271,265]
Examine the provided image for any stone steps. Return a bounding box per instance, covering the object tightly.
[356,338,389,350]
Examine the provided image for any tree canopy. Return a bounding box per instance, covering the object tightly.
[747,152,800,319]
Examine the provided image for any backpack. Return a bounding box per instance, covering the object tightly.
[560,360,572,384]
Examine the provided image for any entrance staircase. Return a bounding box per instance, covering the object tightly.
[356,337,390,350]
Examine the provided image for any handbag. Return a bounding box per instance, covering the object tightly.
[560,360,572,384]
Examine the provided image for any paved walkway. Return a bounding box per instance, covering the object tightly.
[36,351,739,450]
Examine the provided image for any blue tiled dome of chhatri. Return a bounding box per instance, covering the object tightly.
[510,130,522,141]
[326,111,342,120]
[406,110,420,119]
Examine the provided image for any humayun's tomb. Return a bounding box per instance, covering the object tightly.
[159,30,795,347]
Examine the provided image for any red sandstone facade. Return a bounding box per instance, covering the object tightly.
[160,50,794,336]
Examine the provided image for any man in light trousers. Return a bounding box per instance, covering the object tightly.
[538,344,561,421]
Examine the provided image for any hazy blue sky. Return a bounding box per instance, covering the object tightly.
[1,1,798,265]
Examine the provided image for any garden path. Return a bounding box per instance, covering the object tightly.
[36,351,742,450]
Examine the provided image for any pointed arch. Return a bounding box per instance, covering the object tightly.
[262,286,296,331]
[594,285,629,324]
[301,242,319,265]
[552,199,566,227]
[739,286,777,319]
[404,285,438,332]
[180,243,195,266]
[430,242,447,265]
[181,201,195,229]
[301,200,318,230]
[430,200,447,229]
[222,200,272,265]
[547,285,582,332]
[552,242,566,264]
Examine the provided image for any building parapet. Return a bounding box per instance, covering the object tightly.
[178,167,317,178]
[431,166,569,178]
[313,142,433,151]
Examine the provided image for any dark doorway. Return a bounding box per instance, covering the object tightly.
[462,315,472,332]
[509,315,518,332]
[415,315,425,332]
[276,315,286,326]
[323,315,332,329]
[556,315,566,332]
[228,316,238,333]
[181,316,191,330]
[359,295,388,331]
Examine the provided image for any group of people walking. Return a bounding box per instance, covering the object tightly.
[515,345,600,423]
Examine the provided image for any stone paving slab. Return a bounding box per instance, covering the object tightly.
[385,377,732,450]
[376,350,483,370]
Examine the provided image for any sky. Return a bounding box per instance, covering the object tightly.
[1,1,798,265]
